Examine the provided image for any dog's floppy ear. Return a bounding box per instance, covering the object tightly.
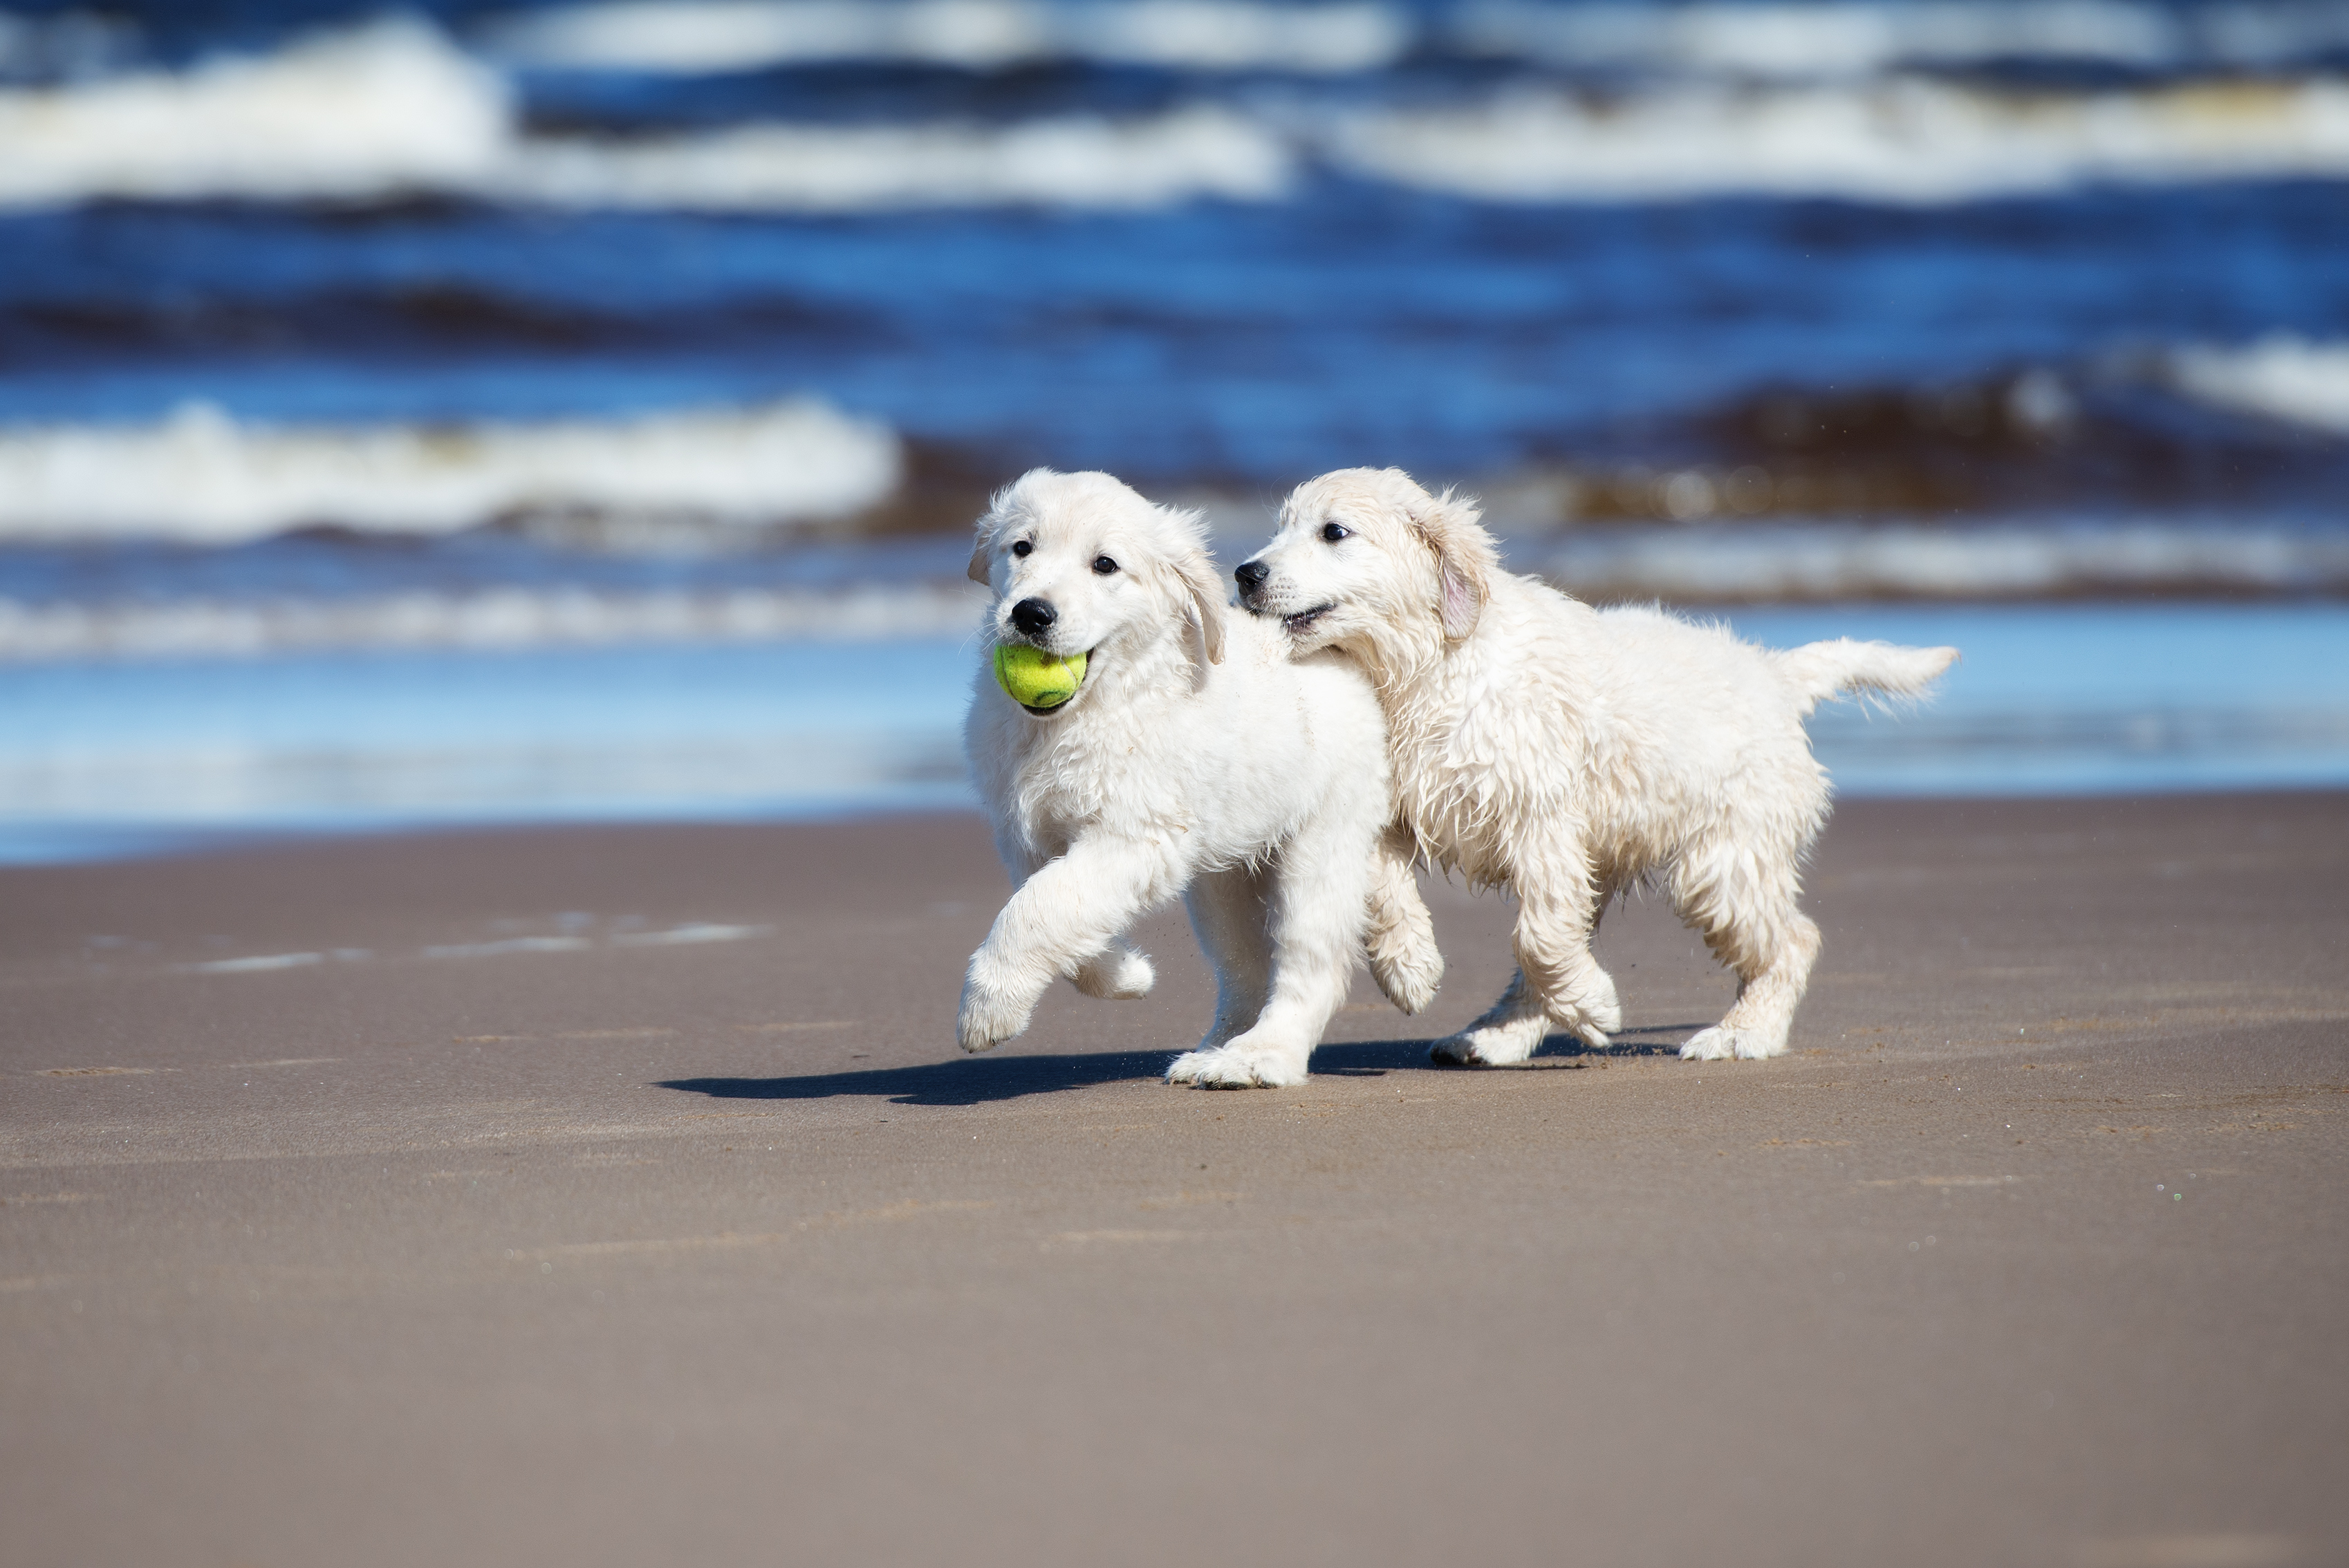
[1406,482,1494,642]
[967,507,1000,586]
[1171,545,1228,667]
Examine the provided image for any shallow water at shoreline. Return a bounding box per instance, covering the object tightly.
[3,600,2343,864]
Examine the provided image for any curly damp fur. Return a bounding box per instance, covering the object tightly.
[1238,466,1956,1065]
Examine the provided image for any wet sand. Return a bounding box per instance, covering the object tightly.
[3,794,2345,1568]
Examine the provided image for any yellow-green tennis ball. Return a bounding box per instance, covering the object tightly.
[994,644,1087,709]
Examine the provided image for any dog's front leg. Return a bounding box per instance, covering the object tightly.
[985,833,1155,1006]
[958,834,1184,1054]
[1171,810,1375,1089]
[1176,863,1275,1054]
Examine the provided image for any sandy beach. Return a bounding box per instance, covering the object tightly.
[3,793,2345,1567]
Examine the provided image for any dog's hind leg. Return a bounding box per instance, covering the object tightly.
[1434,836,1618,1066]
[1673,839,1819,1062]
[1431,966,1550,1066]
[1172,864,1274,1056]
[1365,823,1442,1016]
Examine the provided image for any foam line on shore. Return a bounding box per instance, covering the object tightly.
[0,398,903,545]
[178,922,772,974]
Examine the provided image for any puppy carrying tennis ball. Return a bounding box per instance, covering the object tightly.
[993,643,1086,711]
[956,468,1446,1090]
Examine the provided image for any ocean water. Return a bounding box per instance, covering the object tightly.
[6,600,2346,864]
[2,0,2346,857]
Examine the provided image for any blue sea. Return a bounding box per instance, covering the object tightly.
[3,0,2348,860]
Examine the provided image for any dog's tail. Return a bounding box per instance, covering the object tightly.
[1773,639,1959,718]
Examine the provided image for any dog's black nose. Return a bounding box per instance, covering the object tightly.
[1010,597,1057,636]
[1234,560,1270,592]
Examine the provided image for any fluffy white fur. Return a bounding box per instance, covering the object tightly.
[959,468,1442,1088]
[1236,467,1958,1064]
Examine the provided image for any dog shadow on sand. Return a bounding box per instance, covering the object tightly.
[659,1025,1700,1108]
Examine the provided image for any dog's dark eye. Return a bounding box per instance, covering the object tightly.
[1321,521,1351,543]
[1010,540,1032,558]
[1092,555,1118,575]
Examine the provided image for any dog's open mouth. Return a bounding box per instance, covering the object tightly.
[1281,604,1336,635]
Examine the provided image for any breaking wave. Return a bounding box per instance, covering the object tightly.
[0,20,510,207]
[0,399,903,545]
[8,19,2349,212]
[497,103,1292,210]
[2164,335,2349,436]
[0,18,1287,212]
[0,19,1290,212]
[485,0,1412,75]
[1330,76,2349,203]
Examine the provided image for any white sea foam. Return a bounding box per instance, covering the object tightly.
[0,582,986,661]
[0,20,1290,211]
[0,19,509,207]
[1532,521,2349,601]
[0,399,902,545]
[485,0,1410,74]
[1328,76,2349,203]
[500,103,1292,211]
[2166,335,2349,435]
[1448,2,2349,79]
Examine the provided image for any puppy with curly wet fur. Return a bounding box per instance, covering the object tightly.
[1235,466,1956,1064]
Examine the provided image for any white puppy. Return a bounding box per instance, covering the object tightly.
[1236,467,1957,1064]
[959,469,1442,1088]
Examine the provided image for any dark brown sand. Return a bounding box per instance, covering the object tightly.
[3,795,2344,1568]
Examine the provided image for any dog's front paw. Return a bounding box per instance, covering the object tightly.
[956,982,1031,1055]
[1679,1027,1735,1062]
[1680,1025,1786,1061]
[1431,1015,1545,1067]
[1167,1038,1308,1089]
[1072,944,1155,1001]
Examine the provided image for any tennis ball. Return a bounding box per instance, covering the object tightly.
[994,644,1087,709]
